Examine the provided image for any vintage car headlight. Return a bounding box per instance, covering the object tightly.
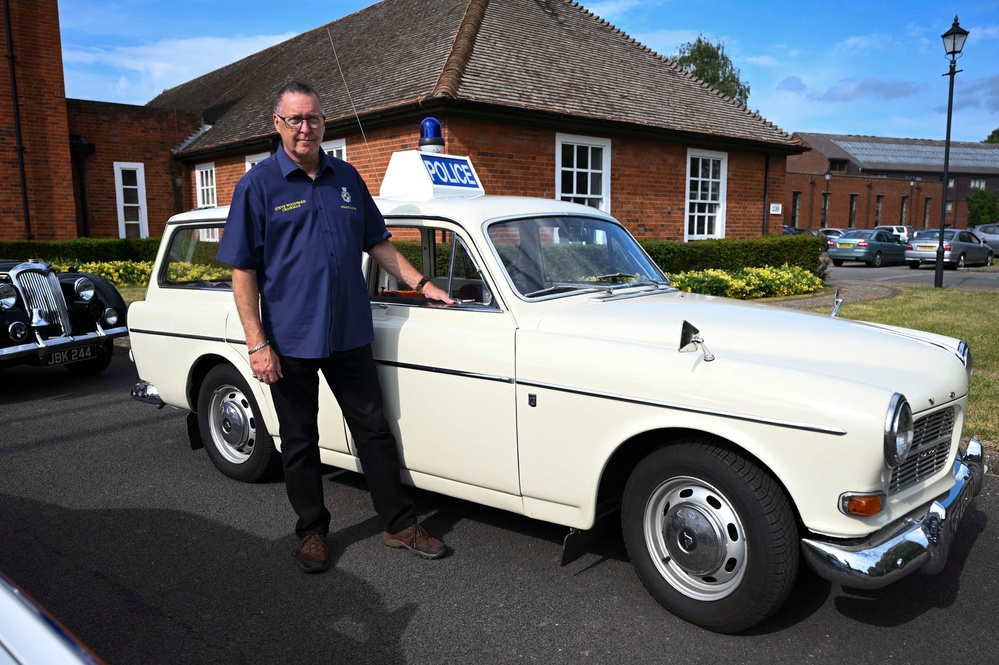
[884,393,914,468]
[0,283,17,310]
[8,321,27,342]
[958,340,973,378]
[74,277,96,301]
[103,307,120,326]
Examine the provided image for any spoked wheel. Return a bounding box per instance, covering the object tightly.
[622,440,799,633]
[197,363,280,482]
[867,252,883,267]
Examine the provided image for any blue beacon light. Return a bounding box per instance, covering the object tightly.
[419,117,445,153]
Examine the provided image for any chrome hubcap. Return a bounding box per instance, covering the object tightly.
[208,384,255,464]
[644,476,748,600]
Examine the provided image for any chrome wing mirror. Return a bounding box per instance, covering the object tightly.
[679,320,715,362]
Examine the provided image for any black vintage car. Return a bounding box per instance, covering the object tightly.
[0,259,128,374]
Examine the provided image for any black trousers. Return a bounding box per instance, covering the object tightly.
[269,344,416,537]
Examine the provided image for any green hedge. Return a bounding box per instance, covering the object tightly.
[641,234,824,274]
[0,237,161,263]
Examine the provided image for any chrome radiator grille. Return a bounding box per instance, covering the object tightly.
[13,266,72,336]
[889,407,956,494]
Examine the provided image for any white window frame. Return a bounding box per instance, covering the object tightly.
[555,133,611,212]
[245,152,270,171]
[196,162,216,208]
[321,138,346,160]
[113,161,148,239]
[970,178,986,190]
[684,148,728,241]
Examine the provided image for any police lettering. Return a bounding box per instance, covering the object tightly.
[422,157,478,188]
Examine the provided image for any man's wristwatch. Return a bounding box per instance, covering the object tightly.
[415,276,430,294]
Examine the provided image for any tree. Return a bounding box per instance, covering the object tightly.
[966,188,999,227]
[673,35,751,107]
[985,128,999,144]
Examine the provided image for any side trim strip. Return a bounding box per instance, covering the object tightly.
[518,379,847,436]
[127,328,233,345]
[376,359,514,384]
[375,358,846,436]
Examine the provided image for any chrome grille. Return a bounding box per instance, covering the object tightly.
[11,263,72,336]
[889,407,956,494]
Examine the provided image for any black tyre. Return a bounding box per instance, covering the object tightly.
[867,252,883,268]
[908,261,920,270]
[64,340,115,375]
[946,253,964,270]
[622,440,799,633]
[985,252,993,267]
[831,259,844,267]
[197,363,280,482]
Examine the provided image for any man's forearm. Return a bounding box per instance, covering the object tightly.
[231,268,267,345]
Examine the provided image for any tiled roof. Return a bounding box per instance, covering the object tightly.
[149,0,800,155]
[795,132,999,175]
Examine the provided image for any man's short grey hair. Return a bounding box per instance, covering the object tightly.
[273,81,324,115]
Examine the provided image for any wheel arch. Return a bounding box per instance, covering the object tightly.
[595,427,803,527]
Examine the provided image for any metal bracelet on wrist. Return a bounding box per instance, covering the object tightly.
[248,340,270,355]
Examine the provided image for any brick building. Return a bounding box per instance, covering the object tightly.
[3,0,803,242]
[785,132,999,233]
[1,0,202,240]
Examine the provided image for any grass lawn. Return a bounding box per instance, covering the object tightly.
[118,285,148,307]
[812,287,999,449]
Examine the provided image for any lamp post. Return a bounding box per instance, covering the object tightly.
[935,16,969,288]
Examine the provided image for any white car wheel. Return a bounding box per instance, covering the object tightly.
[197,363,280,482]
[622,440,798,633]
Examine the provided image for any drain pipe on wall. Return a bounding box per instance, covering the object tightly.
[762,153,771,235]
[4,0,33,239]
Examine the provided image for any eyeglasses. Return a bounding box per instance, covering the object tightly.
[276,114,325,129]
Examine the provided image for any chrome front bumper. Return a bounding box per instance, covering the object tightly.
[801,438,984,589]
[0,325,128,359]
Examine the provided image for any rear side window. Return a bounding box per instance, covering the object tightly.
[162,225,232,288]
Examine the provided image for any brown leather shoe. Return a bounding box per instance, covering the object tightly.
[293,534,330,573]
[382,522,448,559]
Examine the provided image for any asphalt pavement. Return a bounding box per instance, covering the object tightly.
[3,350,999,664]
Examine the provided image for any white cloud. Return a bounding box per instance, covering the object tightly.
[815,78,923,102]
[62,33,297,104]
[742,55,779,67]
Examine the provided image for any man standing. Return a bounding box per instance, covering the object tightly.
[217,81,453,573]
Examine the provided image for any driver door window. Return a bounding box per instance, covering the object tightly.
[371,226,496,308]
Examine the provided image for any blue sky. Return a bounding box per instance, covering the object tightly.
[58,0,999,143]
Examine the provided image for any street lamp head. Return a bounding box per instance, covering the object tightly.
[824,172,831,181]
[941,16,969,57]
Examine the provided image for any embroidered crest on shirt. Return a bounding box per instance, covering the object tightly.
[341,187,352,203]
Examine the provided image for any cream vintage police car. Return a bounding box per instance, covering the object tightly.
[128,127,983,633]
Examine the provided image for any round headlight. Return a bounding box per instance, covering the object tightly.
[103,308,120,326]
[74,277,96,301]
[0,283,17,310]
[884,393,914,468]
[8,321,27,342]
[958,340,973,377]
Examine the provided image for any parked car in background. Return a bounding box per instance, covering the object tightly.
[128,134,984,633]
[905,229,995,269]
[782,225,816,236]
[0,260,128,373]
[817,228,845,250]
[875,225,915,243]
[827,229,906,267]
[970,223,999,250]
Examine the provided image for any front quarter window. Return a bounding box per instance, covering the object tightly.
[487,216,667,298]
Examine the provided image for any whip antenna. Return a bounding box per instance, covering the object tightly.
[327,28,379,187]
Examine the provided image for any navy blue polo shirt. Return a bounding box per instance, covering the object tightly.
[217,146,390,358]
